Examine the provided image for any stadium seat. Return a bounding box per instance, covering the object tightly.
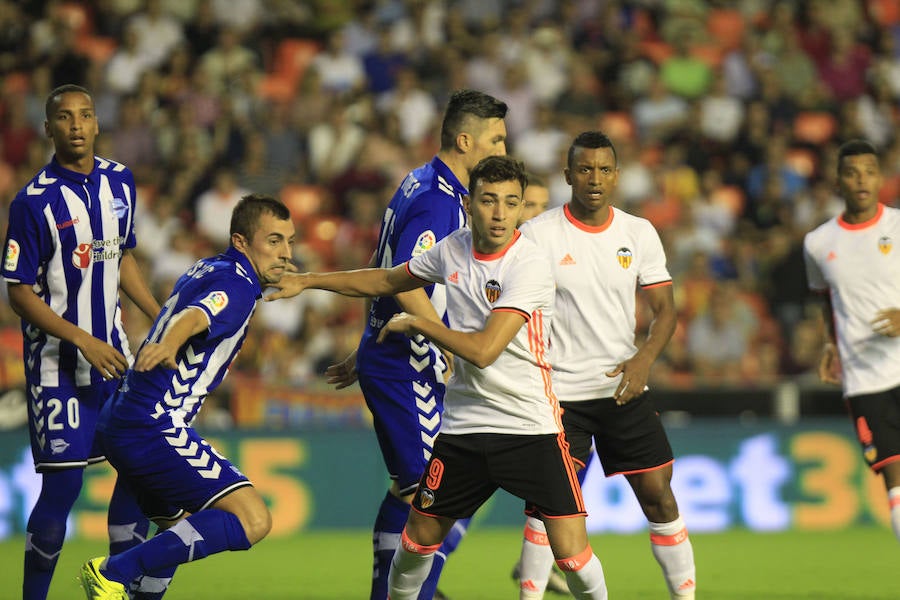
[280,184,328,223]
[258,38,320,102]
[76,36,118,64]
[599,111,635,143]
[869,0,900,26]
[784,148,818,179]
[792,111,838,145]
[707,9,745,52]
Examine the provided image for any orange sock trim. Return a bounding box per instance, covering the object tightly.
[523,523,549,546]
[650,527,689,546]
[555,544,594,572]
[890,496,900,509]
[400,528,441,555]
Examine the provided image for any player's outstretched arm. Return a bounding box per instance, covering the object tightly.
[325,350,358,389]
[135,307,209,371]
[378,310,525,369]
[266,265,424,301]
[119,250,162,322]
[7,282,129,379]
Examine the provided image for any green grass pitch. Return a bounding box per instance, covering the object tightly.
[2,526,897,599]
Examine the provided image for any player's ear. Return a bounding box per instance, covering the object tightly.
[456,131,472,154]
[462,194,471,215]
[231,231,248,251]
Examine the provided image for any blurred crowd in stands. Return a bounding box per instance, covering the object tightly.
[1,0,899,399]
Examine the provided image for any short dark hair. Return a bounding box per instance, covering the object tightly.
[230,194,291,240]
[469,155,528,194]
[567,131,617,169]
[440,89,508,150]
[525,171,547,189]
[837,139,878,171]
[45,84,92,120]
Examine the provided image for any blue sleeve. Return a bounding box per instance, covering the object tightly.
[184,272,257,339]
[123,168,137,250]
[2,196,51,284]
[391,191,460,266]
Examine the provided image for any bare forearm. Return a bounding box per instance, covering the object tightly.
[7,284,92,347]
[159,307,209,350]
[307,267,420,297]
[635,308,677,364]
[119,251,161,321]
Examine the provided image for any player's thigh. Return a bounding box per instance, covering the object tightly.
[847,386,900,474]
[565,393,673,477]
[543,515,589,560]
[489,433,585,519]
[359,373,445,493]
[103,423,252,517]
[411,433,496,521]
[28,380,118,471]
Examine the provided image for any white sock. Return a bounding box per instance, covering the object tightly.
[518,516,554,599]
[387,529,438,600]
[557,546,608,600]
[888,487,900,542]
[649,516,696,599]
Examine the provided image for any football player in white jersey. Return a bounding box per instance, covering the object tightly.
[269,155,609,599]
[804,139,900,548]
[516,131,695,599]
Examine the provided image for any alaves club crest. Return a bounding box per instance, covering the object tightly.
[484,279,501,303]
[617,247,633,269]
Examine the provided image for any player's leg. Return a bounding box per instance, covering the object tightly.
[850,388,900,546]
[388,510,455,600]
[589,392,695,599]
[390,433,494,600]
[360,373,452,600]
[626,466,695,599]
[83,424,266,593]
[23,468,84,600]
[497,433,607,600]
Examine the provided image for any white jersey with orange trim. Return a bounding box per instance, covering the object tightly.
[406,227,560,436]
[519,204,672,401]
[804,203,900,397]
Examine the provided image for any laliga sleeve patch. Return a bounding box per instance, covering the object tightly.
[412,230,436,256]
[4,239,20,271]
[200,291,229,315]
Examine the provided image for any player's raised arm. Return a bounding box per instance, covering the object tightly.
[265,263,425,300]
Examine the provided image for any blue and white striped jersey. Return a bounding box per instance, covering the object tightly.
[105,247,261,428]
[1,156,137,387]
[356,156,467,382]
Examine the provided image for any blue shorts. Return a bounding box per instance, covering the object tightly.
[28,379,119,472]
[99,417,251,520]
[358,372,445,495]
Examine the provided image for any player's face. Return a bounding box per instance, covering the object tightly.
[465,178,524,254]
[236,213,296,286]
[44,92,98,167]
[518,184,550,225]
[837,153,883,220]
[467,117,508,167]
[565,146,618,223]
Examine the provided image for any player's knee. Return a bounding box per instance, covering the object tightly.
[243,506,272,545]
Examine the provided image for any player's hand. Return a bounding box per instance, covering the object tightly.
[872,308,900,337]
[376,312,418,343]
[325,350,358,389]
[817,342,842,385]
[264,273,309,301]
[134,342,178,372]
[78,336,129,380]
[606,355,651,406]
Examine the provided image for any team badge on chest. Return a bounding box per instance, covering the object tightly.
[878,236,892,255]
[617,247,633,269]
[484,279,501,303]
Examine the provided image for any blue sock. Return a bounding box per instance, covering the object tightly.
[106,477,175,599]
[371,491,411,600]
[23,469,83,600]
[103,509,251,585]
[419,517,470,599]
